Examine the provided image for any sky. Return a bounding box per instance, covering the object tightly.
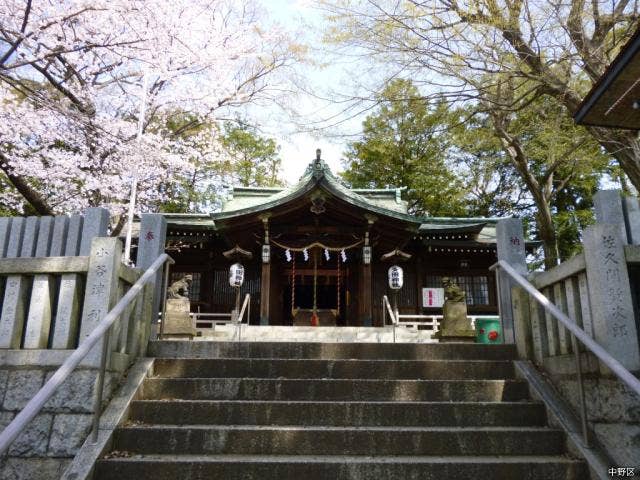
[255,0,359,184]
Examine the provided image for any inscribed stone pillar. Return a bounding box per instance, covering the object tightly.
[594,190,628,244]
[583,224,640,371]
[0,217,37,348]
[624,197,640,245]
[79,208,110,255]
[0,218,11,325]
[543,287,560,356]
[51,215,83,348]
[80,237,122,367]
[24,217,56,348]
[511,286,533,360]
[577,273,595,339]
[54,208,108,349]
[496,218,527,344]
[528,286,549,365]
[553,282,571,355]
[135,214,167,343]
[0,217,11,257]
[565,276,585,352]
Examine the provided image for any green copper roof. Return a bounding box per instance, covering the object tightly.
[146,159,512,247]
[215,158,417,223]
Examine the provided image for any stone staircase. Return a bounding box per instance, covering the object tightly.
[95,342,587,479]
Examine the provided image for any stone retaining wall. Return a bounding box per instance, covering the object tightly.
[542,354,640,467]
[0,365,120,480]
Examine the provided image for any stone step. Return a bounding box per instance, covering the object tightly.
[95,454,586,480]
[141,378,531,402]
[128,400,547,427]
[112,425,566,456]
[148,340,517,360]
[152,358,515,380]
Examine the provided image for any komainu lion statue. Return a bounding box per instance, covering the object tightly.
[442,277,465,302]
[168,274,193,299]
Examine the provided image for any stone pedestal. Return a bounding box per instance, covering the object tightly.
[435,301,476,343]
[163,298,195,338]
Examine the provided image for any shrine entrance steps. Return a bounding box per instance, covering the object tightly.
[94,341,586,480]
[195,325,438,343]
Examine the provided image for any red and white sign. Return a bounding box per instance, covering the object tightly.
[422,288,444,308]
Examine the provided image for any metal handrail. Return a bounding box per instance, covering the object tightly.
[491,259,640,445]
[0,253,175,454]
[382,295,398,343]
[235,293,250,341]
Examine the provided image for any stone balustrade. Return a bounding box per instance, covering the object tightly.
[498,190,640,467]
[0,210,167,480]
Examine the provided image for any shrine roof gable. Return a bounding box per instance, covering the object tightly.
[215,158,415,223]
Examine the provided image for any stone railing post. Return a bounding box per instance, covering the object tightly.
[0,217,37,348]
[511,285,534,359]
[79,237,122,367]
[53,208,109,349]
[583,224,640,371]
[23,217,55,348]
[593,189,640,245]
[496,218,527,344]
[132,214,167,354]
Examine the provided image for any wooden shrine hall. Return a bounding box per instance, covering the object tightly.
[153,153,529,327]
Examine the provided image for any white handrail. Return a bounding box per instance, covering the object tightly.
[491,259,640,397]
[235,293,250,341]
[0,253,175,454]
[382,295,398,325]
[382,295,398,343]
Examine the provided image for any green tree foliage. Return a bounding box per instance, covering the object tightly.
[450,92,610,268]
[221,123,283,188]
[446,110,525,218]
[156,113,225,214]
[341,79,465,216]
[157,115,284,213]
[341,78,612,268]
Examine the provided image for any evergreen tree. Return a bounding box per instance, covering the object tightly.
[341,79,465,216]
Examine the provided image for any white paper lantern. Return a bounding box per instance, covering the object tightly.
[229,263,245,287]
[388,265,403,290]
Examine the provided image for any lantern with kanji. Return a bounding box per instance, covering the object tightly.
[388,265,404,290]
[229,263,245,288]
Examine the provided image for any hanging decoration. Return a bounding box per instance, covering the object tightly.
[285,249,292,262]
[303,248,309,261]
[324,248,330,261]
[271,239,363,252]
[340,249,347,263]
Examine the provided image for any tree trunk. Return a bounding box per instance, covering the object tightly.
[589,127,640,192]
[0,157,54,215]
[535,203,560,270]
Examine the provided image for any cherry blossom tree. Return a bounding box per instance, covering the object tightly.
[0,0,298,225]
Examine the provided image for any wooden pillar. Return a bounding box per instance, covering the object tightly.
[359,263,372,326]
[260,261,271,325]
[415,256,423,313]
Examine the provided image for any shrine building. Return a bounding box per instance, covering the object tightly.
[155,153,533,326]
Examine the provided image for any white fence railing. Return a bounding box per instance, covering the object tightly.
[396,315,496,331]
